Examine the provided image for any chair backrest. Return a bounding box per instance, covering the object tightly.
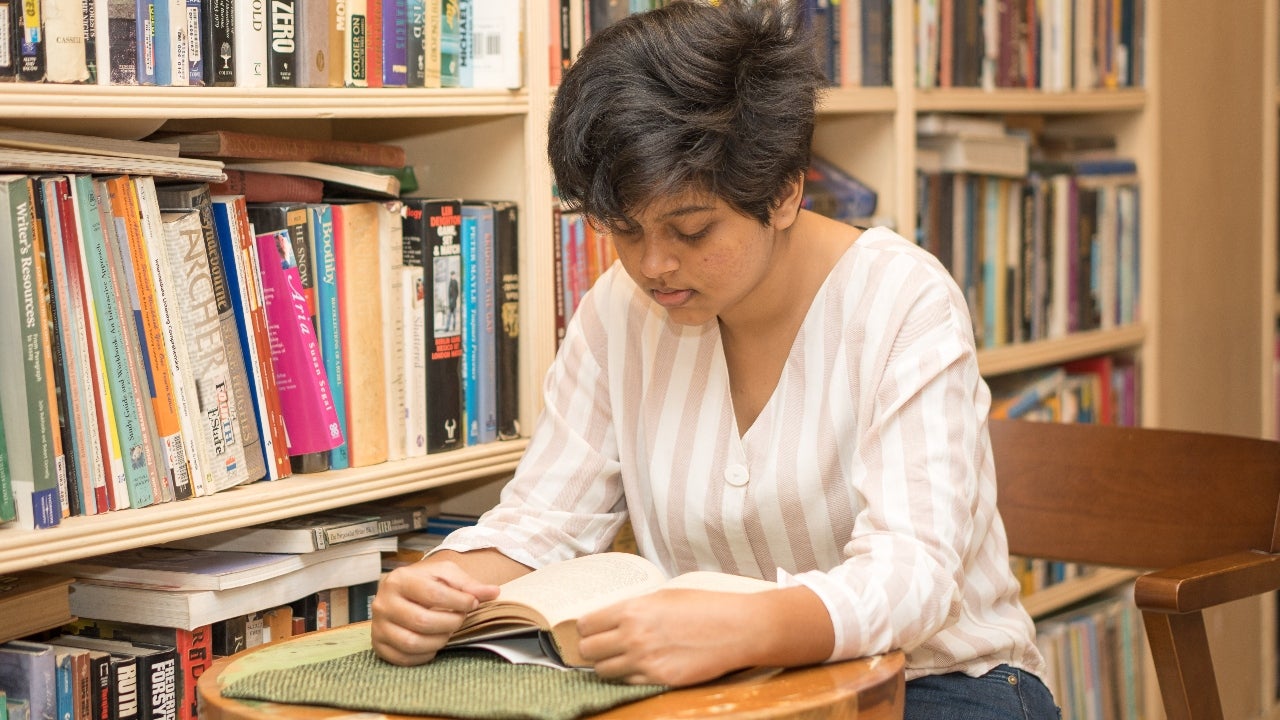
[989,418,1280,720]
[990,418,1280,569]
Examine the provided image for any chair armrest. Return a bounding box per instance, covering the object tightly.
[1134,550,1280,614]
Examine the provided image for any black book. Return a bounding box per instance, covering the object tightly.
[266,0,297,86]
[490,200,519,440]
[401,198,465,453]
[206,0,235,85]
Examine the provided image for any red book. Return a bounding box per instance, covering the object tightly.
[366,0,384,87]
[149,129,407,169]
[210,170,325,204]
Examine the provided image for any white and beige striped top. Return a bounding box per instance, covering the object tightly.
[438,227,1046,681]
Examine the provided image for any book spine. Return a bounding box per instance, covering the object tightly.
[0,177,63,529]
[306,203,348,470]
[380,0,405,85]
[332,202,388,466]
[438,0,457,86]
[404,0,422,86]
[294,0,329,86]
[421,199,464,452]
[0,369,13,523]
[266,0,296,85]
[341,0,366,86]
[453,0,468,86]
[421,0,439,87]
[31,181,75,517]
[400,264,426,456]
[140,651,176,720]
[135,0,155,83]
[470,0,519,89]
[325,0,344,86]
[254,228,343,456]
[104,0,138,83]
[551,197,565,348]
[363,0,380,86]
[173,131,407,170]
[493,201,519,440]
[208,170,323,204]
[151,0,171,83]
[460,203,495,445]
[17,0,47,81]
[207,0,233,85]
[42,0,92,82]
[95,177,165,507]
[183,0,201,84]
[232,0,265,86]
[380,200,406,462]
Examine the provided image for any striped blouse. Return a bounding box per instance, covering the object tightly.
[438,226,1046,681]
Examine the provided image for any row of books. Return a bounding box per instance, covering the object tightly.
[0,0,522,88]
[989,354,1139,427]
[0,159,521,529]
[914,0,1145,91]
[548,0,892,89]
[915,116,1141,350]
[1034,588,1147,720]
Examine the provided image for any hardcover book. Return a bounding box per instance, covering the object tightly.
[224,161,397,197]
[490,200,519,440]
[253,228,344,457]
[150,129,406,169]
[0,176,64,528]
[209,169,324,204]
[0,573,75,645]
[266,0,296,86]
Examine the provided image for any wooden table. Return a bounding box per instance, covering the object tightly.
[198,622,905,720]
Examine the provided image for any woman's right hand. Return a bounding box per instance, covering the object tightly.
[369,557,502,666]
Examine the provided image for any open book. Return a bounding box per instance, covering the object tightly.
[444,553,776,668]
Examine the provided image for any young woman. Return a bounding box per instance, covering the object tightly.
[371,2,1058,716]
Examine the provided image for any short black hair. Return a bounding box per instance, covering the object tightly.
[547,0,825,232]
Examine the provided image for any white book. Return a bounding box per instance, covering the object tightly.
[48,536,395,591]
[401,264,427,458]
[380,200,407,463]
[342,0,368,87]
[470,0,522,89]
[916,133,1029,178]
[42,0,92,82]
[233,0,268,87]
[65,549,385,630]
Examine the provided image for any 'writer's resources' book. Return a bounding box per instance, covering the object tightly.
[445,553,776,668]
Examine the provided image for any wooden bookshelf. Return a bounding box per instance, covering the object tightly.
[1020,568,1141,619]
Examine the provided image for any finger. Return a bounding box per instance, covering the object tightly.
[574,605,621,639]
[426,561,502,603]
[381,565,490,614]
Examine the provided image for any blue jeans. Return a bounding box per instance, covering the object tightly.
[905,664,1060,720]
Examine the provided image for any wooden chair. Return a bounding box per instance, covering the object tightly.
[989,419,1280,720]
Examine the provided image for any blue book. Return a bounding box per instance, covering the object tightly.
[382,0,409,86]
[152,0,173,84]
[461,203,496,446]
[306,204,349,470]
[0,641,57,720]
[136,0,157,84]
[50,655,68,720]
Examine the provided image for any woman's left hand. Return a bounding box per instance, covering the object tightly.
[574,588,758,686]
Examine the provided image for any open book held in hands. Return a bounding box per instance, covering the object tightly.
[445,552,776,668]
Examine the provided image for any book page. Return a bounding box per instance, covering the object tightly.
[482,552,668,629]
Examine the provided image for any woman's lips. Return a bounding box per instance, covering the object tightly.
[651,288,693,308]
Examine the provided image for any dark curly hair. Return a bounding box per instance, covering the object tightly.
[547,0,825,232]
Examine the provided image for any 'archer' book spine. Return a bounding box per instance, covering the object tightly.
[491,200,519,440]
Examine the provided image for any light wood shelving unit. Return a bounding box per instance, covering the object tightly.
[21,0,1280,715]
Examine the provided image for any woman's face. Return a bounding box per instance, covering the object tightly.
[609,191,780,327]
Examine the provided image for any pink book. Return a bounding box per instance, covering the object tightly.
[254,229,344,455]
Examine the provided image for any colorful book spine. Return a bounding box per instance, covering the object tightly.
[305,203,348,470]
[460,202,495,445]
[417,198,464,452]
[364,0,381,86]
[0,176,60,529]
[67,174,127,511]
[439,0,459,87]
[254,228,344,456]
[342,0,367,86]
[405,0,424,86]
[422,0,440,87]
[381,0,407,85]
[454,0,470,86]
[30,180,73,518]
[210,196,290,482]
[135,0,155,84]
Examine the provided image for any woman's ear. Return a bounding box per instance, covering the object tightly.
[771,173,805,231]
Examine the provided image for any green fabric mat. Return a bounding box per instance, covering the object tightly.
[220,648,667,720]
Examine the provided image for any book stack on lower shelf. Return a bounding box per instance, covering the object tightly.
[0,127,523,531]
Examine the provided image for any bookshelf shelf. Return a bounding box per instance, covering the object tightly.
[0,440,528,575]
[914,88,1147,114]
[0,86,530,119]
[818,87,899,115]
[976,324,1147,377]
[1019,568,1141,619]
